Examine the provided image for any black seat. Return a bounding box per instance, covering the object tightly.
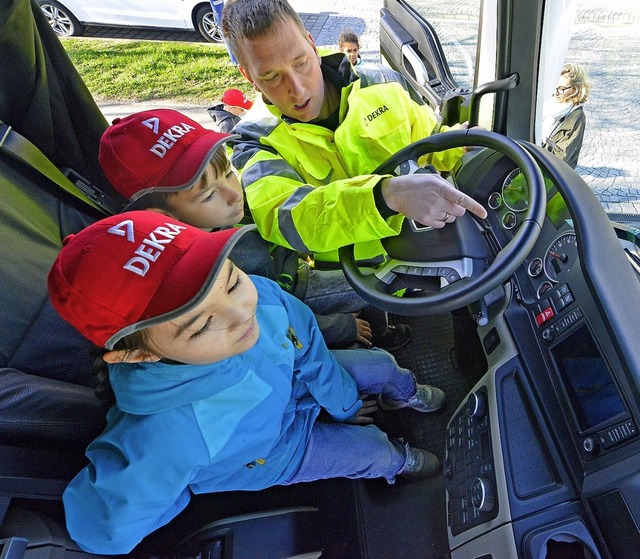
[0,3,127,555]
[0,144,108,502]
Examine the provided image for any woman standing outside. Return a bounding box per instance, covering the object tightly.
[541,62,591,169]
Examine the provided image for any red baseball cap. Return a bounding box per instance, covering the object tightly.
[48,210,255,349]
[99,109,236,202]
[221,88,253,110]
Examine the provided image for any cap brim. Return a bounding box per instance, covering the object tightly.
[105,224,256,349]
[129,132,239,202]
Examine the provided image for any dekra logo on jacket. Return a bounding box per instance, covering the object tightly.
[364,104,389,124]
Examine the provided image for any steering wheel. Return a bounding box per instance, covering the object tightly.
[338,128,546,316]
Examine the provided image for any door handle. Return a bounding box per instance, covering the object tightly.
[401,44,429,86]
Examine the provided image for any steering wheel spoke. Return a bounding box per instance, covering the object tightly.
[374,257,475,287]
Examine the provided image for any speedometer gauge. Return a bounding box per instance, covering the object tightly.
[544,232,578,283]
[501,168,528,212]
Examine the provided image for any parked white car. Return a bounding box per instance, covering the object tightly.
[37,0,223,42]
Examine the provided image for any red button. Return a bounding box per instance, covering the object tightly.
[535,307,555,326]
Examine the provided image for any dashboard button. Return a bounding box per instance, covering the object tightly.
[535,307,555,326]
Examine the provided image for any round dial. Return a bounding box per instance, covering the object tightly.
[488,192,502,209]
[501,168,529,212]
[537,280,554,299]
[502,211,517,230]
[528,257,543,278]
[544,232,578,283]
[471,477,496,512]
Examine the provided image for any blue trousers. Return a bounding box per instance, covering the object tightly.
[303,268,370,315]
[283,348,416,485]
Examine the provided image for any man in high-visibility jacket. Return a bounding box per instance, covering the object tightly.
[221,0,487,268]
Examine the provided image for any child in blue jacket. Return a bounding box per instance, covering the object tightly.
[48,211,445,555]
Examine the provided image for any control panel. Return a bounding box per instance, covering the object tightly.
[444,387,499,536]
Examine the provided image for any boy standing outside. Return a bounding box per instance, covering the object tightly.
[98,108,411,350]
[49,211,446,554]
[337,28,363,66]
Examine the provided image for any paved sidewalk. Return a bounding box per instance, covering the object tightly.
[99,0,640,215]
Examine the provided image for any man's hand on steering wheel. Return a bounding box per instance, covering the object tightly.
[340,129,546,316]
[380,173,488,229]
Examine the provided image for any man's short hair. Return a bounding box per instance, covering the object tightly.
[222,0,308,67]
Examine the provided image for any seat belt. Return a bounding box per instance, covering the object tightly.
[0,119,122,215]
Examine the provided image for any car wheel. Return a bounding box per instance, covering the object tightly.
[196,5,224,43]
[37,0,85,37]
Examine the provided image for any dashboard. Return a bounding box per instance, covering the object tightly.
[484,163,636,453]
[488,168,576,300]
[443,146,640,558]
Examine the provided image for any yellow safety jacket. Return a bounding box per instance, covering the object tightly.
[232,53,464,264]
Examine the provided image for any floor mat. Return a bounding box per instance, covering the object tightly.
[376,312,485,460]
[323,312,488,559]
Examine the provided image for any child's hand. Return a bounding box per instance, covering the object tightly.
[354,313,373,348]
[345,394,378,425]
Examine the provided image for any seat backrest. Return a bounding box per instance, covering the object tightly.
[0,149,107,444]
[0,0,119,202]
[0,0,114,453]
[0,153,101,384]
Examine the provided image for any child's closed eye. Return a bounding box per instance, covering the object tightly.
[228,273,243,293]
[202,190,217,203]
[191,316,212,339]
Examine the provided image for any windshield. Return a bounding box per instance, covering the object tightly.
[394,0,640,218]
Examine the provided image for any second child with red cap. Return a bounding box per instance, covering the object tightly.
[98,108,413,352]
[48,210,446,554]
[207,87,253,133]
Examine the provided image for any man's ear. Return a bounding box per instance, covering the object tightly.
[307,31,317,49]
[238,65,253,86]
[103,348,161,364]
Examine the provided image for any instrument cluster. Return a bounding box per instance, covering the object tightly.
[486,168,576,300]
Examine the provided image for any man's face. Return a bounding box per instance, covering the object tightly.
[236,18,326,122]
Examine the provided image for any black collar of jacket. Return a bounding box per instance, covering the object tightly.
[321,52,358,88]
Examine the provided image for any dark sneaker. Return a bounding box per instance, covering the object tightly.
[399,447,441,479]
[374,324,412,351]
[379,384,446,413]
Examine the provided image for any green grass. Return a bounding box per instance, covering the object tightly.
[61,38,252,103]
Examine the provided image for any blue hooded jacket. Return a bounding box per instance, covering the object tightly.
[63,276,361,554]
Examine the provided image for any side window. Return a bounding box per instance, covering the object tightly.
[402,1,481,91]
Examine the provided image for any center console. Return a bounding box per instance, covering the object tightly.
[444,153,640,559]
